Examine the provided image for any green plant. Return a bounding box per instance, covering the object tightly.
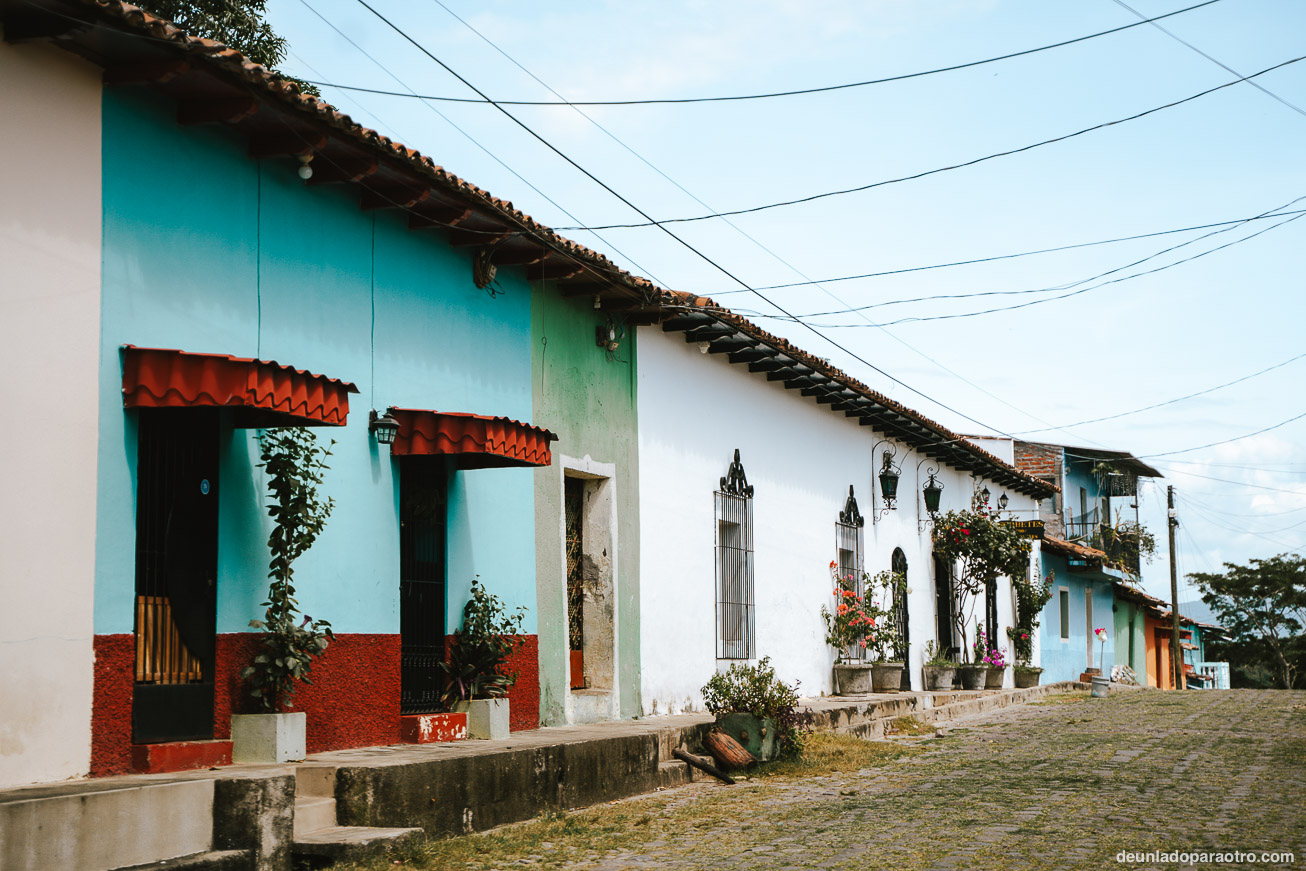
[932,490,1031,663]
[439,578,528,707]
[868,570,905,662]
[1008,569,1054,666]
[923,640,958,667]
[243,427,336,712]
[701,657,813,757]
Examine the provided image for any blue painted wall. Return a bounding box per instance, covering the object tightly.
[1038,552,1115,682]
[96,88,536,637]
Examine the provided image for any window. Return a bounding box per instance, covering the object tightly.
[1059,587,1070,640]
[715,450,754,660]
[891,548,909,665]
[934,556,954,655]
[1085,587,1094,667]
[835,485,864,659]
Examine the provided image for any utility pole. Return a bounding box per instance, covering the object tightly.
[1167,485,1182,690]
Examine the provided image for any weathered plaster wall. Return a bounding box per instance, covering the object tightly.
[1038,553,1115,682]
[531,288,640,725]
[0,38,101,788]
[1113,597,1147,679]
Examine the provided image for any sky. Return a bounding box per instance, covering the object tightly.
[265,0,1306,605]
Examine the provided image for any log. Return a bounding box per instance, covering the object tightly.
[672,748,734,785]
[704,728,757,770]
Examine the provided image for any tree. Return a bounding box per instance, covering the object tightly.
[1190,554,1306,690]
[139,0,319,95]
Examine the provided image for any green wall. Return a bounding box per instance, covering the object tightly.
[1113,598,1147,679]
[531,287,640,725]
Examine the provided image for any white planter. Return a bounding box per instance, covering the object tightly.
[231,712,307,763]
[454,698,510,740]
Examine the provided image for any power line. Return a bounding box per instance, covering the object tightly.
[1154,464,1306,496]
[349,0,1019,437]
[294,0,670,288]
[1109,0,1306,120]
[555,54,1306,230]
[1012,350,1306,434]
[751,210,1306,327]
[300,0,1224,106]
[1140,409,1306,459]
[420,0,1076,439]
[773,195,1306,320]
[706,207,1306,296]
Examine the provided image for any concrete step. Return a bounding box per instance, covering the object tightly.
[293,825,424,865]
[120,849,250,870]
[294,765,336,797]
[0,779,215,871]
[656,753,721,789]
[292,795,337,838]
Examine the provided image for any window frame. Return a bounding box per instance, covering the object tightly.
[715,450,755,661]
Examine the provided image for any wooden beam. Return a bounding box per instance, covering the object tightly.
[248,132,326,159]
[766,368,804,383]
[727,348,773,364]
[660,315,716,332]
[361,185,429,211]
[681,325,735,341]
[624,312,663,326]
[748,358,791,373]
[491,247,549,266]
[104,61,190,86]
[178,98,259,126]
[310,159,379,186]
[706,337,755,354]
[529,260,586,281]
[447,228,512,247]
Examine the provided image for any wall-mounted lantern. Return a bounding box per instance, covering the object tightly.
[369,409,400,445]
[980,485,991,505]
[998,491,1009,512]
[878,450,901,507]
[923,473,944,514]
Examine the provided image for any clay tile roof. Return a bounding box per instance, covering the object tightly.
[1041,536,1108,561]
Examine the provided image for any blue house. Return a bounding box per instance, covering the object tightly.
[1014,442,1162,683]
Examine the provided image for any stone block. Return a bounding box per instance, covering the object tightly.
[454,699,508,740]
[231,713,305,763]
[131,740,233,774]
[400,713,467,744]
[212,774,294,871]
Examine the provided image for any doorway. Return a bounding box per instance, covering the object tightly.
[565,477,586,689]
[132,409,219,744]
[933,556,954,658]
[399,458,447,714]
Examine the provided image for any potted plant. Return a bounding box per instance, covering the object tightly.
[1008,569,1054,688]
[955,622,990,690]
[932,491,1031,682]
[983,642,1007,689]
[701,656,813,762]
[439,578,526,739]
[922,640,957,691]
[821,561,874,694]
[235,428,336,763]
[866,570,905,693]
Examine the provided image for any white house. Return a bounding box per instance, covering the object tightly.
[637,303,1054,714]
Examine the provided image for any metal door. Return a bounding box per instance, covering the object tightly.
[400,458,447,714]
[132,409,218,743]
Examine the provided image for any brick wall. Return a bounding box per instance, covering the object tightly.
[1014,442,1064,537]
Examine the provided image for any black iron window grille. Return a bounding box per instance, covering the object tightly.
[835,485,865,660]
[715,449,755,660]
[891,548,910,664]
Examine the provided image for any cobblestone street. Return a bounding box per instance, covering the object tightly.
[362,690,1306,871]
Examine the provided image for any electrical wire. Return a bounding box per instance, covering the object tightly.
[1011,350,1306,434]
[554,54,1306,230]
[1109,0,1306,120]
[298,0,1223,106]
[1153,464,1306,497]
[349,0,1024,437]
[294,0,670,288]
[418,0,1101,444]
[705,207,1306,296]
[1140,409,1306,459]
[752,209,1306,327]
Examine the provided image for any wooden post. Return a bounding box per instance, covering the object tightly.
[1168,486,1182,690]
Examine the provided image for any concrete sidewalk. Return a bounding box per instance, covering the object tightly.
[0,682,1086,871]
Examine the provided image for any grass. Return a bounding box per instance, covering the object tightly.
[328,732,920,871]
[1030,691,1091,706]
[884,715,936,737]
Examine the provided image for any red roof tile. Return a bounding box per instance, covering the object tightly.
[121,345,357,426]
[388,408,555,468]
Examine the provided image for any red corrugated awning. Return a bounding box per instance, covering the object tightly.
[388,408,556,468]
[122,346,358,427]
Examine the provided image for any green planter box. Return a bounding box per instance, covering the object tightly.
[716,713,777,762]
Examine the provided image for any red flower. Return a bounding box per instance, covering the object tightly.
[829,560,837,569]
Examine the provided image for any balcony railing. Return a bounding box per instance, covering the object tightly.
[1065,520,1142,574]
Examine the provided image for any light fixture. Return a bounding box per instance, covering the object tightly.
[923,473,944,514]
[698,339,711,354]
[596,320,622,352]
[980,485,991,505]
[369,409,400,445]
[877,449,901,510]
[297,153,314,180]
[998,491,1009,511]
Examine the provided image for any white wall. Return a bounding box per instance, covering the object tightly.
[0,38,102,787]
[637,330,1044,711]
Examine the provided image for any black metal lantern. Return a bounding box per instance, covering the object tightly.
[923,473,943,514]
[980,485,991,505]
[878,450,901,504]
[369,409,401,445]
[998,491,1009,511]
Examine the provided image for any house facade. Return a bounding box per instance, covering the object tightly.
[637,313,1054,713]
[1014,442,1162,684]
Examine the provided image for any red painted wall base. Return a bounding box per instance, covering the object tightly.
[131,740,232,774]
[400,712,467,743]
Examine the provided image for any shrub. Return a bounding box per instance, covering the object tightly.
[701,657,813,757]
[439,578,527,708]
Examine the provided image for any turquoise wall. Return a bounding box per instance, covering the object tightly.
[1038,552,1115,682]
[1112,597,1147,678]
[96,88,536,637]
